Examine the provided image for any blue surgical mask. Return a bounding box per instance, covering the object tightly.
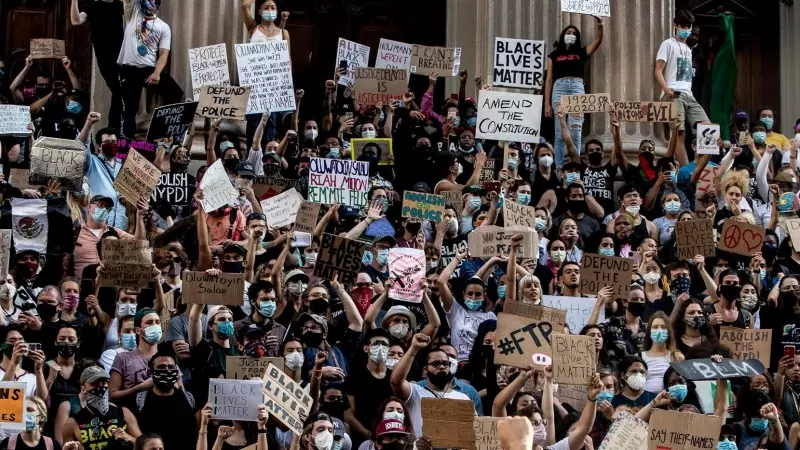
[120,332,137,351]
[599,248,615,257]
[535,218,546,232]
[761,117,774,131]
[465,299,483,311]
[216,321,234,339]
[24,412,37,432]
[380,111,385,122]
[596,390,614,403]
[328,147,340,159]
[466,117,477,128]
[668,383,688,402]
[717,441,737,450]
[508,159,518,171]
[258,300,276,318]
[469,197,482,209]
[565,172,579,185]
[651,329,669,344]
[376,249,389,266]
[144,325,162,344]
[517,193,531,205]
[665,200,681,213]
[497,286,506,299]
[677,29,692,39]
[67,100,82,115]
[752,131,767,145]
[461,216,474,235]
[261,10,277,21]
[749,417,769,433]
[453,116,461,127]
[667,171,677,184]
[92,207,108,223]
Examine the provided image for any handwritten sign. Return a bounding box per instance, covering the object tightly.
[29,137,86,190]
[226,356,284,380]
[160,290,174,335]
[236,41,295,114]
[598,412,648,450]
[0,106,32,136]
[198,86,249,120]
[293,201,321,234]
[354,68,407,106]
[388,248,425,303]
[376,39,413,71]
[199,159,238,212]
[580,253,632,298]
[551,333,596,385]
[113,149,161,207]
[542,295,604,334]
[675,219,715,259]
[560,94,612,114]
[613,101,677,122]
[719,219,765,256]
[152,173,189,205]
[475,90,542,143]
[561,0,611,17]
[492,38,545,89]
[719,327,771,368]
[648,409,721,450]
[494,312,559,369]
[262,363,313,435]
[0,231,10,277]
[146,102,198,141]
[468,226,537,258]
[314,234,367,285]
[182,271,245,306]
[696,165,720,198]
[557,385,588,411]
[99,263,152,289]
[503,199,536,229]
[0,382,26,430]
[336,38,370,86]
[29,39,65,59]
[402,191,446,223]
[442,190,463,218]
[504,302,567,327]
[253,176,300,201]
[669,358,765,381]
[308,158,369,208]
[189,43,230,101]
[350,138,394,165]
[788,219,800,251]
[696,124,720,155]
[209,379,262,421]
[410,45,461,77]
[101,240,151,265]
[260,188,303,228]
[116,138,157,162]
[474,417,501,450]
[421,398,476,450]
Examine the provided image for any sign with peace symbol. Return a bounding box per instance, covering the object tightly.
[718,219,765,256]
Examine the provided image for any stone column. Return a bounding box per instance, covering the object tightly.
[780,4,800,137]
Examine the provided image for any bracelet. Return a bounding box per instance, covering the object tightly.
[199,432,208,435]
[587,396,597,402]
[257,429,268,434]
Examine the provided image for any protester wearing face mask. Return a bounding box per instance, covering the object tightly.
[603,185,659,242]
[653,192,684,244]
[78,120,131,225]
[529,144,560,201]
[282,338,306,384]
[301,413,337,450]
[591,286,647,363]
[639,312,684,393]
[612,356,655,409]
[362,236,394,284]
[731,390,787,449]
[96,288,138,353]
[673,299,714,356]
[706,269,751,330]
[356,398,412,450]
[432,150,486,195]
[753,108,791,152]
[100,315,136,372]
[0,396,62,450]
[536,239,567,295]
[578,116,624,217]
[40,326,83,428]
[552,183,602,246]
[110,308,161,408]
[187,304,237,407]
[232,281,285,356]
[345,188,393,241]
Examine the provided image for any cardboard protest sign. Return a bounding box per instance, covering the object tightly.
[696,165,720,198]
[388,248,425,302]
[468,226,537,258]
[253,176,301,200]
[226,356,284,380]
[557,385,588,411]
[697,124,721,155]
[598,412,648,450]
[474,417,502,450]
[260,188,303,228]
[101,240,152,264]
[29,137,86,190]
[612,101,677,122]
[719,219,765,256]
[719,327,772,368]
[189,43,231,100]
[676,219,715,259]
[0,382,26,430]
[492,38,545,89]
[350,138,393,165]
[402,191,446,223]
[551,333,596,385]
[146,102,198,141]
[116,138,158,162]
[336,38,370,86]
[410,45,462,77]
[199,159,239,212]
[580,253,632,298]
[421,398,476,450]
[542,295,603,334]
[293,202,321,234]
[308,158,369,208]
[503,199,536,229]
[494,312,562,369]
[0,106,32,136]
[504,302,567,327]
[159,290,175,335]
[236,41,295,114]
[475,90,542,143]
[376,39,413,71]
[209,379,263,421]
[442,190,463,218]
[99,263,152,289]
[314,234,367,285]
[354,68,407,106]
[262,363,313,435]
[198,86,250,120]
[29,39,65,59]
[10,169,37,190]
[561,0,611,16]
[560,94,613,114]
[0,231,10,277]
[789,219,800,251]
[669,358,765,381]
[113,149,161,207]
[152,173,189,205]
[182,271,245,306]
[648,409,722,450]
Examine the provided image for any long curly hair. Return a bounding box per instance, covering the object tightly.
[672,298,717,344]
[720,169,750,199]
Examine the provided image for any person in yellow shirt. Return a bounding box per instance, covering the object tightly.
[756,108,791,151]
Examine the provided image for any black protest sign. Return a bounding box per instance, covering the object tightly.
[151,173,189,205]
[146,102,199,141]
[669,358,765,381]
[313,234,367,285]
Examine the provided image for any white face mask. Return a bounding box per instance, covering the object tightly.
[539,155,553,167]
[383,411,404,422]
[314,431,333,450]
[305,129,319,141]
[389,324,409,339]
[626,373,646,391]
[0,283,16,302]
[305,252,318,267]
[284,351,304,371]
[385,358,399,369]
[449,357,458,375]
[369,344,389,363]
[626,205,641,216]
[362,129,377,139]
[117,303,137,317]
[287,281,307,295]
[642,272,660,285]
[550,250,566,264]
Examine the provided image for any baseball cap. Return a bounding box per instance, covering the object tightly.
[462,185,485,196]
[733,110,750,121]
[382,305,417,331]
[236,161,256,178]
[238,323,266,341]
[80,366,111,385]
[285,268,309,284]
[223,243,247,257]
[263,152,282,166]
[332,417,346,439]
[375,419,408,438]
[297,313,328,333]
[90,195,114,209]
[207,305,229,323]
[373,235,397,247]
[364,327,391,343]
[134,307,157,328]
[412,182,431,194]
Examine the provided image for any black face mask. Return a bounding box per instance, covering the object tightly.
[221,261,244,273]
[762,244,778,263]
[588,152,603,165]
[263,164,281,176]
[55,343,78,359]
[719,284,740,301]
[427,371,454,389]
[309,299,328,314]
[406,222,422,235]
[223,158,240,172]
[152,369,178,391]
[320,400,346,418]
[567,200,587,214]
[302,331,324,348]
[35,85,50,97]
[170,160,189,173]
[380,442,406,450]
[627,302,645,317]
[780,291,800,310]
[358,155,379,176]
[37,303,57,321]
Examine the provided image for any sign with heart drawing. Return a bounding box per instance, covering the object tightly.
[719,219,765,257]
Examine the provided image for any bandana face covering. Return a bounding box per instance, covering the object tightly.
[87,386,110,415]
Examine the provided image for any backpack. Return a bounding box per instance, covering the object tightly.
[9,434,53,450]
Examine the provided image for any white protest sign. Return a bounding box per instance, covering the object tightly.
[308,158,370,207]
[189,43,231,101]
[208,379,263,422]
[541,295,602,334]
[376,38,413,72]
[0,106,32,136]
[561,0,611,17]
[236,41,296,114]
[199,159,239,213]
[336,38,370,86]
[697,124,721,155]
[476,90,543,143]
[493,38,545,89]
[260,188,303,228]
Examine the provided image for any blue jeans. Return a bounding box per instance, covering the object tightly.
[552,77,585,166]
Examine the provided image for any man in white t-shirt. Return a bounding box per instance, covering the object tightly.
[117,0,183,138]
[655,9,710,166]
